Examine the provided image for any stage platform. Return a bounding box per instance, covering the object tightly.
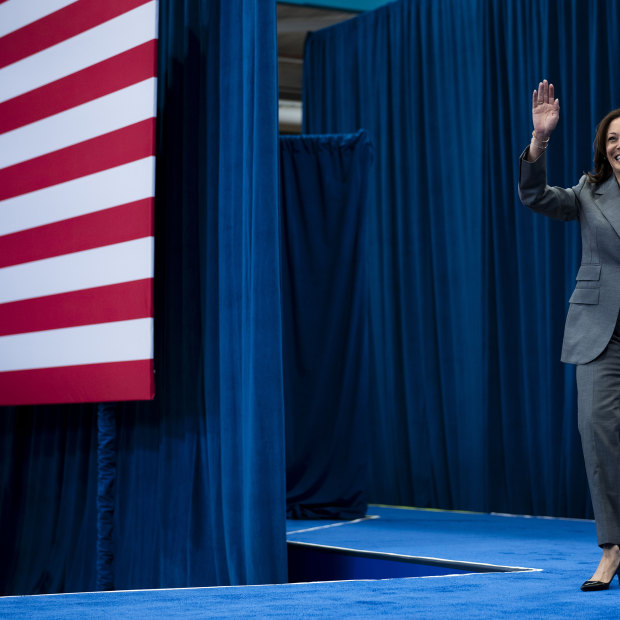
[1,505,619,618]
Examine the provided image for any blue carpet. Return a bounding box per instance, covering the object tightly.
[1,506,618,618]
[287,505,597,572]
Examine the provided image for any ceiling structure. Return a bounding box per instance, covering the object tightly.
[280,0,388,9]
[277,3,358,102]
[277,2,359,132]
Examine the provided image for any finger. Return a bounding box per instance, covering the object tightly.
[538,81,544,104]
[549,82,555,102]
[532,89,538,109]
[542,79,549,103]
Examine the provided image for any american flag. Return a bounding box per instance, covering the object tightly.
[0,0,157,405]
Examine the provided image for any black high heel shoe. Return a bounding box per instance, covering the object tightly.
[581,570,620,592]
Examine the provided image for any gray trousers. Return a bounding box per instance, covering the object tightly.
[577,315,620,547]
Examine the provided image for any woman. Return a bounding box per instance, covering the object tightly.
[518,80,620,592]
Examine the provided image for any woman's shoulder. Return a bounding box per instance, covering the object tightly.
[573,174,589,197]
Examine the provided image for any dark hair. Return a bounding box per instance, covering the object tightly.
[586,108,620,184]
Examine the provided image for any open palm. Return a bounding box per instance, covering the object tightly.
[532,80,560,138]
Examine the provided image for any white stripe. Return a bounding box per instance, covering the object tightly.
[0,0,79,39]
[286,541,537,573]
[0,238,154,304]
[0,2,157,104]
[0,158,155,236]
[0,78,156,168]
[0,318,153,372]
[287,515,380,535]
[0,567,545,600]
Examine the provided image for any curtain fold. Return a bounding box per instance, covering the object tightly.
[0,0,286,595]
[0,405,99,594]
[96,403,116,591]
[280,131,373,519]
[305,0,487,512]
[303,0,620,517]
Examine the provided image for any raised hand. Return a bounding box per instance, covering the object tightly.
[532,80,560,139]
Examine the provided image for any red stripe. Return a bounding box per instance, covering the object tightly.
[0,0,153,69]
[0,118,155,201]
[0,41,157,134]
[0,199,154,268]
[0,360,155,405]
[0,279,153,337]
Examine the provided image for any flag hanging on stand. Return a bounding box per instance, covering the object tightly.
[0,0,158,405]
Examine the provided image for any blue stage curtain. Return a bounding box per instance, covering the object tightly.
[303,0,620,517]
[0,405,99,594]
[0,0,286,595]
[280,131,373,519]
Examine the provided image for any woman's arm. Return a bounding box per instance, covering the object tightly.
[526,80,560,162]
[518,151,581,221]
[518,80,579,221]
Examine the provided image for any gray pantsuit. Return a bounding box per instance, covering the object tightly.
[519,148,620,546]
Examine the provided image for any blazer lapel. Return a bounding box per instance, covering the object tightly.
[593,176,620,239]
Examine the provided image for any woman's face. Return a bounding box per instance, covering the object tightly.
[606,117,620,181]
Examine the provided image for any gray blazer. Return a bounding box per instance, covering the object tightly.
[519,149,620,365]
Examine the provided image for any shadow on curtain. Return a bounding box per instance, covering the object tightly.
[303,0,620,517]
[280,131,373,520]
[0,0,286,595]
